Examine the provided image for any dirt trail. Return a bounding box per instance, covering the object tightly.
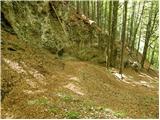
[1,31,159,119]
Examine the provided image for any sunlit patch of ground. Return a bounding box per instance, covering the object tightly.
[64,83,85,96]
[111,67,158,89]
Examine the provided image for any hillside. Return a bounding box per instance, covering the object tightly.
[1,30,159,118]
[1,1,159,119]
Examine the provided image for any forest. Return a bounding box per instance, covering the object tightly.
[1,0,159,119]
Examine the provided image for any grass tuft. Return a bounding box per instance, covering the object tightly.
[114,111,126,118]
[63,95,73,102]
[48,106,59,114]
[27,98,49,105]
[66,111,79,119]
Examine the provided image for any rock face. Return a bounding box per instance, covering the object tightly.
[1,1,67,52]
[1,1,108,63]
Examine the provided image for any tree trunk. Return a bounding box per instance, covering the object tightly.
[129,2,136,48]
[110,1,119,67]
[148,42,157,71]
[97,1,100,27]
[83,1,86,15]
[104,1,107,32]
[126,13,131,45]
[107,1,112,68]
[141,2,156,68]
[131,2,145,51]
[136,23,142,59]
[76,1,80,14]
[92,1,96,21]
[87,1,90,17]
[119,1,128,74]
[99,1,103,29]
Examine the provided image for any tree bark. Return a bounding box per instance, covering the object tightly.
[107,1,112,68]
[136,23,142,59]
[83,1,86,15]
[148,42,157,71]
[131,2,145,51]
[104,1,107,32]
[97,1,100,27]
[110,1,119,67]
[87,1,90,17]
[119,1,128,74]
[129,2,136,48]
[76,1,80,14]
[141,2,158,68]
[92,1,96,21]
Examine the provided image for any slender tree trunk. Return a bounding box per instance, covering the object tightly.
[110,1,119,67]
[92,1,96,21]
[148,42,157,71]
[104,1,107,32]
[77,0,80,14]
[94,1,96,21]
[136,23,142,60]
[83,1,86,15]
[87,1,90,17]
[141,2,157,68]
[97,1,103,47]
[129,2,136,48]
[91,1,94,20]
[99,1,103,29]
[97,1,100,27]
[126,14,131,45]
[119,1,128,75]
[107,1,112,68]
[131,2,145,51]
[108,1,112,35]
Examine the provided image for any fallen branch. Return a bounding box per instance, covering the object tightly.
[49,2,68,37]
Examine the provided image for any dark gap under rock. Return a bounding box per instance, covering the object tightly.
[1,12,16,35]
[7,47,17,51]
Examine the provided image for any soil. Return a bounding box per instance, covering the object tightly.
[1,30,159,119]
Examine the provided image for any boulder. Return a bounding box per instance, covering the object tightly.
[131,61,141,72]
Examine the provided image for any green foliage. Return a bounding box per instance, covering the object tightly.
[48,106,59,114]
[66,111,80,119]
[27,98,49,105]
[59,94,73,102]
[63,95,73,102]
[114,111,126,118]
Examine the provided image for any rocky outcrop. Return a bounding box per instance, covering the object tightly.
[1,1,67,52]
[1,1,108,62]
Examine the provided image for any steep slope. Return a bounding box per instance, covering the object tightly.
[1,30,159,119]
[1,1,159,119]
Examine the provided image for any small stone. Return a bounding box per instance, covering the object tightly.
[104,108,112,113]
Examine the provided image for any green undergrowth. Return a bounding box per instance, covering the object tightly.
[66,111,80,119]
[62,94,73,102]
[48,105,59,114]
[114,111,126,118]
[27,98,49,105]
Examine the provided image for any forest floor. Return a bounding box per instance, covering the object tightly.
[1,31,159,119]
